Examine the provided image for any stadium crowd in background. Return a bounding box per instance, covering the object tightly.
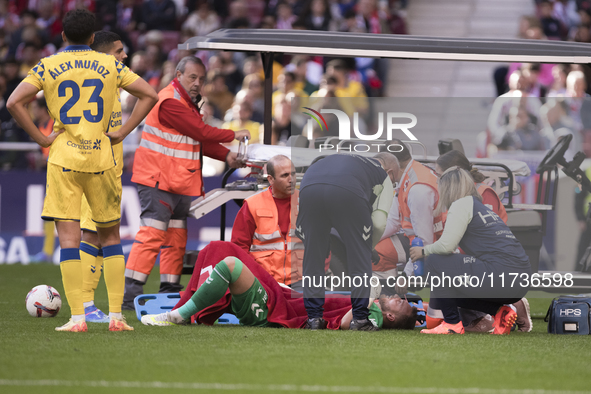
[0,0,410,171]
[4,0,590,164]
[486,0,591,158]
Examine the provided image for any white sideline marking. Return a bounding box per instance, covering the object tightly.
[0,380,589,394]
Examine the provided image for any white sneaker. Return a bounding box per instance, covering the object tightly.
[141,311,186,326]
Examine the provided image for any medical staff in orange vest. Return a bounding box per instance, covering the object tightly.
[122,56,250,310]
[231,155,304,288]
[373,139,443,279]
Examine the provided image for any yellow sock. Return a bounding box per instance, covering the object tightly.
[94,255,103,295]
[80,242,101,303]
[43,221,55,257]
[102,244,125,313]
[59,248,84,316]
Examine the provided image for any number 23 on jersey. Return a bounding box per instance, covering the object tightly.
[58,79,104,125]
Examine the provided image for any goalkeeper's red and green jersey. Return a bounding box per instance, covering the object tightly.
[368,301,384,329]
[23,45,138,172]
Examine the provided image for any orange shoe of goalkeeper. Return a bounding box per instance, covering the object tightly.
[421,321,464,334]
[492,306,517,335]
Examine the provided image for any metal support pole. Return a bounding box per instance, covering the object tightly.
[220,168,237,240]
[261,52,273,145]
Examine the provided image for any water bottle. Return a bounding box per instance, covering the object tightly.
[411,238,424,276]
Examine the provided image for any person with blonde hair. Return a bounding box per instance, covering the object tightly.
[431,150,532,333]
[410,167,531,335]
[436,150,507,223]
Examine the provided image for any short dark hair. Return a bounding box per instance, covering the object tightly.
[35,96,48,110]
[4,55,19,66]
[291,20,307,29]
[91,31,121,53]
[388,139,412,163]
[21,9,39,19]
[62,9,96,45]
[382,307,418,330]
[343,8,356,19]
[23,42,41,51]
[521,62,541,72]
[326,59,348,72]
[283,71,296,83]
[229,17,250,29]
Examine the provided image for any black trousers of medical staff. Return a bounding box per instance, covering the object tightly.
[426,253,530,324]
[297,184,373,321]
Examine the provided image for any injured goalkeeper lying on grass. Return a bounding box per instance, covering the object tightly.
[141,256,417,330]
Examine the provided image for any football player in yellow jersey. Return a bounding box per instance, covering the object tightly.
[7,9,159,333]
[79,31,128,324]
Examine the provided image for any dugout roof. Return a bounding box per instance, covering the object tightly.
[179,29,591,144]
[179,29,591,63]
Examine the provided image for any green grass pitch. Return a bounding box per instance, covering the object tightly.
[1,263,590,394]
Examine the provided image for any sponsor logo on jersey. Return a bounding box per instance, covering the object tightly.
[110,111,122,128]
[67,138,93,151]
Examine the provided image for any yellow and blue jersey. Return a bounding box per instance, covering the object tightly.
[23,45,139,172]
[110,89,123,175]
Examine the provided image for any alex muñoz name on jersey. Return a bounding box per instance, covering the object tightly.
[48,59,110,80]
[24,46,139,172]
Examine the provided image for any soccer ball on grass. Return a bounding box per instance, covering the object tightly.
[25,285,61,317]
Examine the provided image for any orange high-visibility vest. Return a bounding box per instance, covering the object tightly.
[477,183,508,223]
[398,160,443,243]
[132,84,203,196]
[246,189,303,285]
